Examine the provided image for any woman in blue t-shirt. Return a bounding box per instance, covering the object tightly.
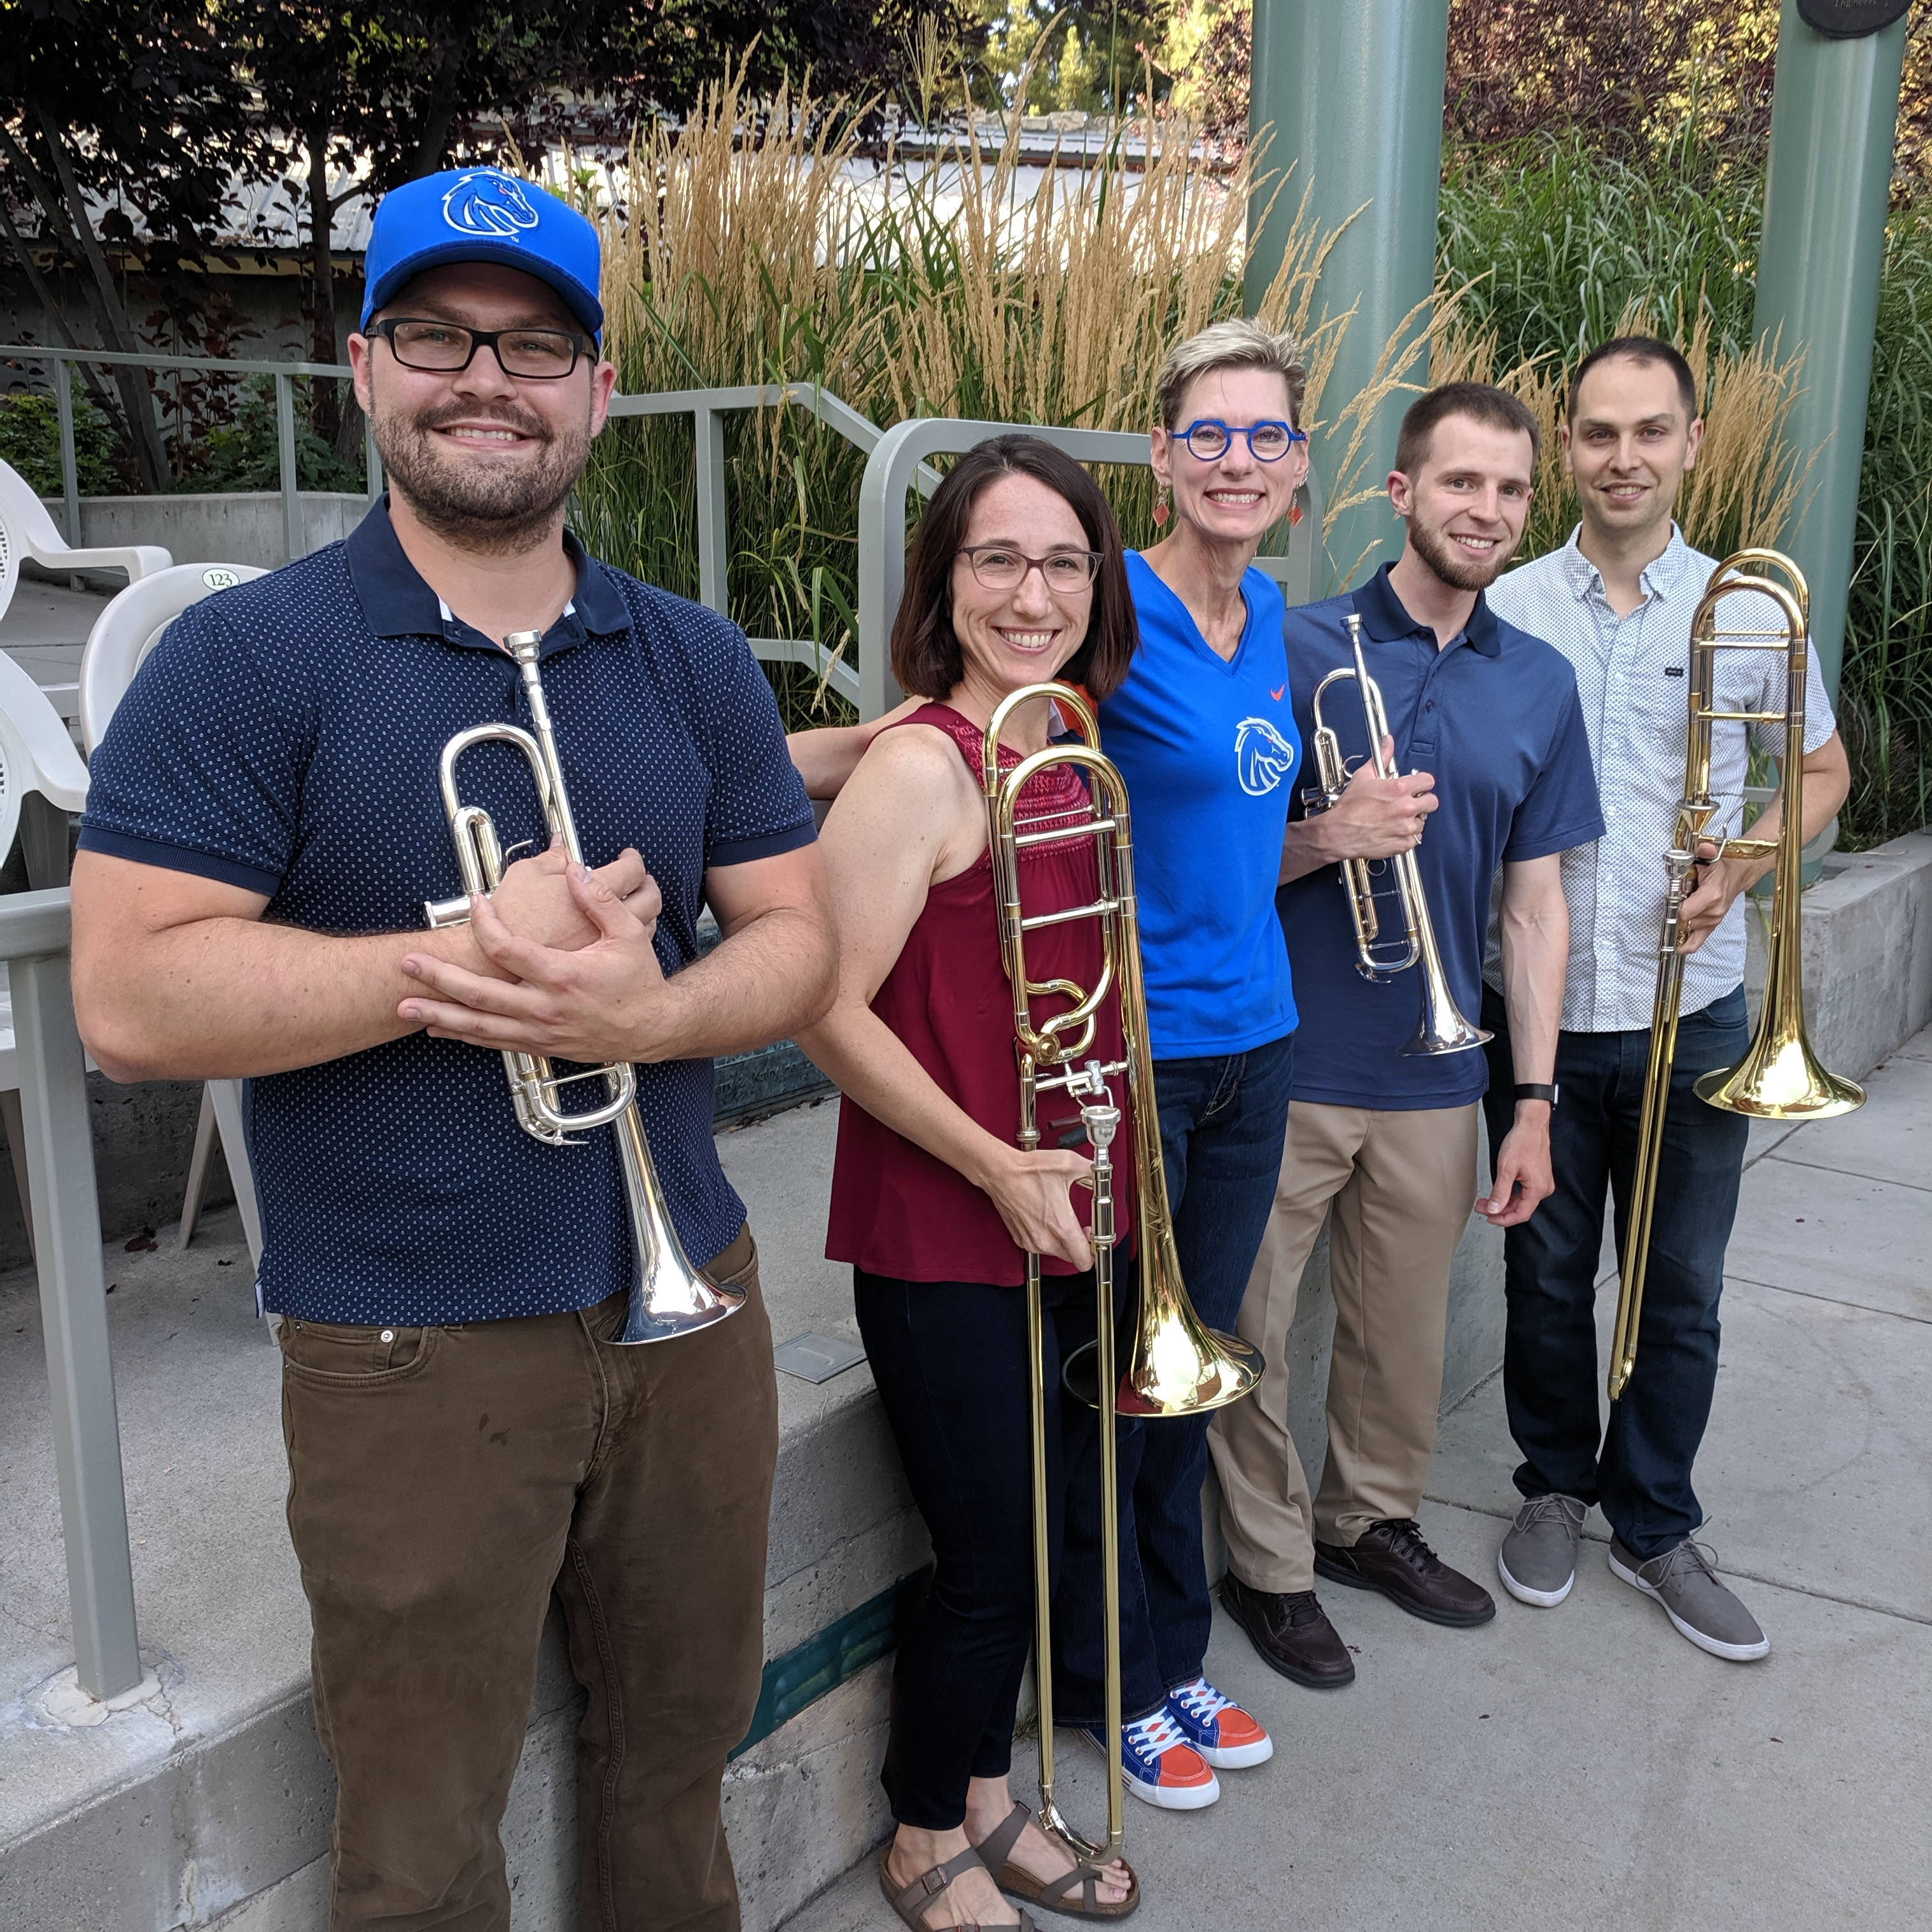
[1045,318,1310,1811]
[787,318,1312,1817]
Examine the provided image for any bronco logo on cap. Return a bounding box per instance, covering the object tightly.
[441,171,540,240]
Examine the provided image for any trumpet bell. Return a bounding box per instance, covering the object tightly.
[1402,1000,1492,1058]
[610,1270,745,1343]
[1693,1026,1865,1118]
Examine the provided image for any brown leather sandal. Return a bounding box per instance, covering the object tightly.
[879,1842,1042,1932]
[973,1802,1142,1921]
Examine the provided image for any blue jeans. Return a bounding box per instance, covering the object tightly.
[1054,1031,1295,1724]
[1479,984,1750,1560]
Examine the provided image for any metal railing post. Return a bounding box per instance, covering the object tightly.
[274,373,302,563]
[8,893,143,1701]
[694,404,729,615]
[53,360,82,546]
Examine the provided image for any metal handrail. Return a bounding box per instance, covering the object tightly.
[604,383,888,710]
[855,417,1324,720]
[0,343,381,570]
[1,888,143,1702]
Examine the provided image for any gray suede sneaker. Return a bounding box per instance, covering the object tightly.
[1609,1536,1770,1661]
[1497,1494,1587,1606]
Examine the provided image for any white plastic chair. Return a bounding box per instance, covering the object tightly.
[0,456,172,627]
[82,563,269,1267]
[0,650,95,1257]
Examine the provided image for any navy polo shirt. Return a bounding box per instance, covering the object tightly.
[79,500,816,1325]
[1277,564,1603,1110]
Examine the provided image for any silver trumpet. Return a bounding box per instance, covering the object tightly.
[1305,613,1490,1056]
[423,629,743,1343]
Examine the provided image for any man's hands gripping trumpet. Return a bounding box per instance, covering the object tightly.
[400,836,671,1067]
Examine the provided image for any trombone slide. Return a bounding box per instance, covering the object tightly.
[1607,556,1863,1401]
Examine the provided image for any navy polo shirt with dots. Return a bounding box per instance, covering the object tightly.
[1277,564,1604,1111]
[78,499,817,1326]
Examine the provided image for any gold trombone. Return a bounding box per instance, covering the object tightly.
[1305,613,1490,1056]
[981,680,1262,1863]
[423,629,745,1345]
[1607,552,1863,1400]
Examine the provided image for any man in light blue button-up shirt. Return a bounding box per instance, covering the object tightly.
[1480,337,1849,1663]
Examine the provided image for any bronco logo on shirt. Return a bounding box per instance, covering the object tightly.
[1235,717,1297,796]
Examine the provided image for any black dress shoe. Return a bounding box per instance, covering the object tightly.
[1219,1574,1356,1688]
[1312,1518,1496,1628]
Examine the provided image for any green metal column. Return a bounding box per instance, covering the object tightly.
[1245,0,1450,593]
[1752,0,1909,697]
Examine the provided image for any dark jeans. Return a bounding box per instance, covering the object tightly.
[278,1228,773,1932]
[1480,984,1750,1560]
[854,1264,1100,1831]
[1055,1030,1296,1724]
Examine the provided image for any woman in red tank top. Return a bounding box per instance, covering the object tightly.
[797,440,1142,1930]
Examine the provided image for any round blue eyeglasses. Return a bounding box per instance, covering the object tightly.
[1175,419,1308,462]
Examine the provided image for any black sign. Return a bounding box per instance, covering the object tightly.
[1796,0,1911,37]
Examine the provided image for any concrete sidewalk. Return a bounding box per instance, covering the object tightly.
[787,1028,1932,1932]
[0,577,109,704]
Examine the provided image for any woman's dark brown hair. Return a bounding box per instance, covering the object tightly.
[890,435,1139,703]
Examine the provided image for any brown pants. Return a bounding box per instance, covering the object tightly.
[1208,1105,1476,1592]
[277,1228,776,1932]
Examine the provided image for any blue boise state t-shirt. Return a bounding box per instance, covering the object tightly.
[1097,551,1301,1059]
[78,500,816,1326]
[1278,564,1604,1110]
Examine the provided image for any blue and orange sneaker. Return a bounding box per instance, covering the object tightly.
[1163,1675,1273,1769]
[1081,1708,1220,1810]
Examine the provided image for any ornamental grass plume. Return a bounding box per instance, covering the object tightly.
[1431,294,1805,566]
[567,52,1410,720]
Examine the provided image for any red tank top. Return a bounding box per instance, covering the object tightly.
[825,704,1136,1285]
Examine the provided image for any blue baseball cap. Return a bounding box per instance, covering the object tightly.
[360,168,603,341]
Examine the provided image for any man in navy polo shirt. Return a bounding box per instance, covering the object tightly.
[71,171,833,1932]
[1210,385,1603,1686]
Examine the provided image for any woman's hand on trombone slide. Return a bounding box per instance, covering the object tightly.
[969,1142,1099,1272]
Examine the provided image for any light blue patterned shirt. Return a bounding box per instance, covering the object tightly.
[1485,524,1835,1033]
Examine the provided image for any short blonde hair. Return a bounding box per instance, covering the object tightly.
[1154,318,1307,433]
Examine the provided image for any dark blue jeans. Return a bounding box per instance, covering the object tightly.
[854,1265,1100,1830]
[1054,1031,1296,1725]
[1479,984,1750,1560]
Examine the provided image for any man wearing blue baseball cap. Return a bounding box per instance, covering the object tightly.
[72,168,836,1931]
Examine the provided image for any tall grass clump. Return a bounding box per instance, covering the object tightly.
[1838,207,1932,849]
[570,59,1392,724]
[1438,132,1762,366]
[1430,297,1805,566]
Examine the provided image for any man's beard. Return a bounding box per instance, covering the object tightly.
[372,395,591,554]
[1406,512,1520,594]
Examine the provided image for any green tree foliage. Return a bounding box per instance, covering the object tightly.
[969,3,1172,114]
[0,1,262,487]
[0,374,116,494]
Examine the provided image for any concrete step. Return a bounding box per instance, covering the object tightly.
[1,1091,1507,1930]
[0,1096,926,1931]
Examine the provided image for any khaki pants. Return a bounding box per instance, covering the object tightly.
[277,1228,775,1932]
[1208,1105,1477,1592]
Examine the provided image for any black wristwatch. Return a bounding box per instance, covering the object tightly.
[1514,1082,1558,1107]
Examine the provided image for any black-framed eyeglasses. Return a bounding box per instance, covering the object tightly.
[369,316,595,381]
[1175,418,1308,462]
[957,545,1103,592]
